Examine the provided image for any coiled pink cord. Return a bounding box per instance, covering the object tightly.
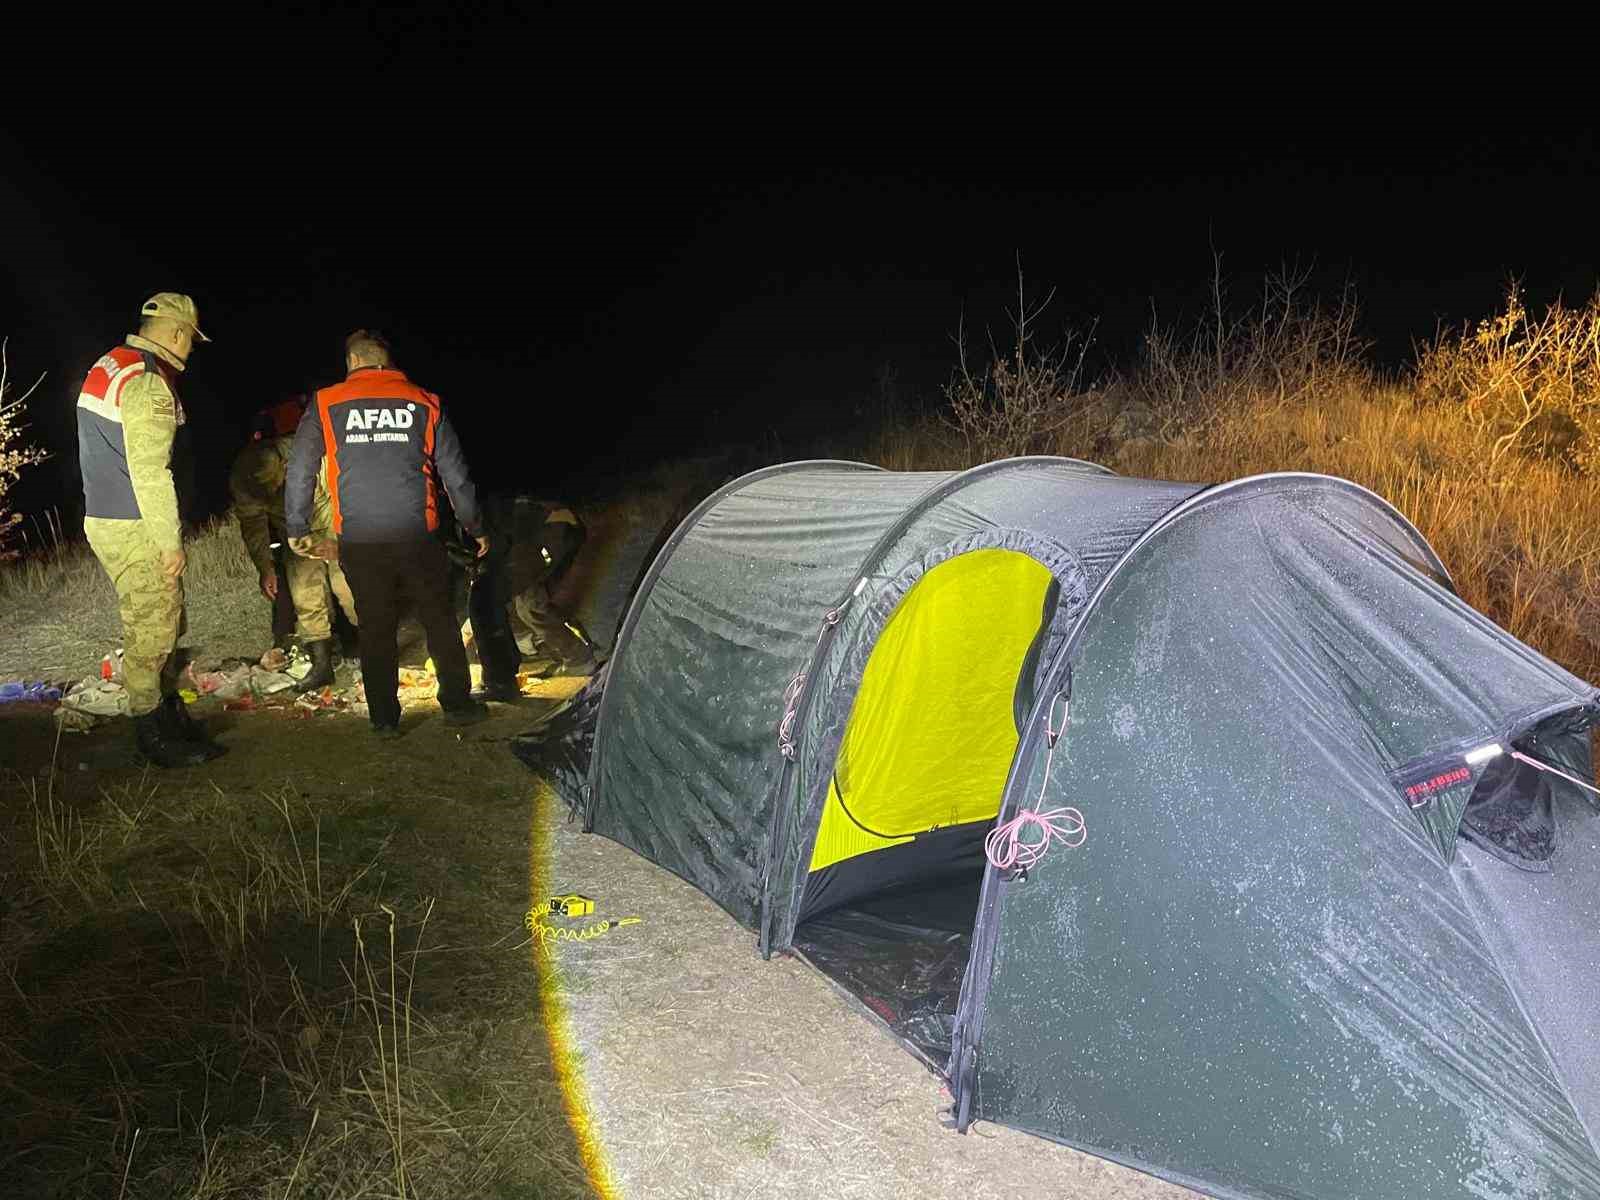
[985,806,1086,871]
[984,691,1087,873]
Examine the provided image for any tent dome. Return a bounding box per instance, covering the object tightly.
[533,457,1600,1199]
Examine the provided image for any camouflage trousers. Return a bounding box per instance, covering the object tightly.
[84,517,185,716]
[285,551,358,641]
[511,584,591,664]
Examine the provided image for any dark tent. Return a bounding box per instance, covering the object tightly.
[521,456,1600,1198]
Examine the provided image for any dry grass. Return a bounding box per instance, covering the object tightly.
[1110,388,1600,682]
[0,733,591,1200]
[0,517,267,683]
[863,276,1600,686]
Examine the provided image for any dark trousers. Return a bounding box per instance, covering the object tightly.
[468,545,522,692]
[340,539,472,728]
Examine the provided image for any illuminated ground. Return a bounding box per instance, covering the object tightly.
[531,782,1198,1200]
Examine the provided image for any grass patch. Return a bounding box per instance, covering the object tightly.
[0,516,267,683]
[0,720,595,1199]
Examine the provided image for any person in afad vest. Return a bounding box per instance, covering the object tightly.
[76,292,226,767]
[285,329,490,737]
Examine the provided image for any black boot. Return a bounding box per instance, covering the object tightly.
[473,628,523,703]
[473,677,524,703]
[135,710,212,768]
[441,699,490,726]
[160,695,228,761]
[295,639,336,692]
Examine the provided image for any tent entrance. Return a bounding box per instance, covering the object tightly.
[792,548,1057,1064]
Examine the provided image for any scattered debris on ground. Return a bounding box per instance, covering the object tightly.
[12,641,595,737]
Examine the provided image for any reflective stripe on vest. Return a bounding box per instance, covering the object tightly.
[76,345,186,427]
[76,344,186,521]
[77,347,148,423]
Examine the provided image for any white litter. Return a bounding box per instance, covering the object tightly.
[250,667,298,695]
[56,677,129,726]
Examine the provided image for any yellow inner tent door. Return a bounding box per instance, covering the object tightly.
[808,549,1055,873]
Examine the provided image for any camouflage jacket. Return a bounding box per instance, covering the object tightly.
[229,434,334,577]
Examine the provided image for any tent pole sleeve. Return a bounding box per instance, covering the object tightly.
[950,663,1072,1127]
[761,602,854,957]
[757,760,791,959]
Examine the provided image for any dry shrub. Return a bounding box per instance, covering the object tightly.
[868,267,1600,685]
[1414,282,1600,471]
[914,262,1373,473]
[0,339,49,559]
[1123,260,1371,438]
[941,272,1096,462]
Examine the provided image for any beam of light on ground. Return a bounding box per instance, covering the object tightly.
[530,779,620,1199]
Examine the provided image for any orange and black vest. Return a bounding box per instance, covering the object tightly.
[75,343,183,520]
[284,367,481,544]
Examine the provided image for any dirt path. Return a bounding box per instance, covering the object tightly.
[534,790,1198,1200]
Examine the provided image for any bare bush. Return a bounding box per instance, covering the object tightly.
[1123,258,1370,436]
[942,270,1096,462]
[1413,282,1600,471]
[0,339,49,559]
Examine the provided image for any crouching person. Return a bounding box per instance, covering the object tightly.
[231,396,357,690]
[466,496,598,703]
[285,330,489,736]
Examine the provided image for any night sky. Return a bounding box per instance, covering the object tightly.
[2,118,1596,531]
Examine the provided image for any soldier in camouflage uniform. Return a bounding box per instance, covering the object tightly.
[76,293,224,766]
[502,501,597,674]
[230,396,357,691]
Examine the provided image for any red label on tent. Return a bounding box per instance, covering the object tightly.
[1399,765,1472,810]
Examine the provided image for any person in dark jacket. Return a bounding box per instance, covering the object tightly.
[284,330,489,736]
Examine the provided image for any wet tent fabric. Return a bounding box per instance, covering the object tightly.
[508,663,606,805]
[562,459,1600,1199]
[962,477,1600,1197]
[586,458,1142,927]
[767,466,1203,948]
[587,463,944,924]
